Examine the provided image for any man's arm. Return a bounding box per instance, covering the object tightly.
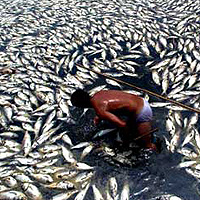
[99,111,126,127]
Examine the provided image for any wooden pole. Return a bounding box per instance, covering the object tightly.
[76,63,200,114]
[133,127,159,141]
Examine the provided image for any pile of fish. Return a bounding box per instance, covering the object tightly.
[0,0,199,199]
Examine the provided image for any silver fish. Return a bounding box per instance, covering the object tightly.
[74,182,90,200]
[109,177,118,199]
[92,184,105,200]
[2,176,18,188]
[61,146,76,164]
[54,169,78,180]
[74,162,94,170]
[80,144,94,160]
[29,173,54,184]
[51,190,79,200]
[0,191,27,200]
[93,128,117,139]
[120,181,129,200]
[21,183,43,200]
[71,142,91,150]
[45,180,76,190]
[177,160,197,168]
[22,131,32,156]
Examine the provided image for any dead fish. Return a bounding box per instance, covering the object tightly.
[120,181,129,200]
[51,190,78,200]
[13,172,33,183]
[93,128,117,139]
[188,113,198,128]
[74,182,90,200]
[62,145,76,164]
[150,102,171,107]
[2,176,18,188]
[109,177,118,199]
[194,129,200,152]
[72,171,94,184]
[133,187,149,196]
[45,180,76,190]
[80,143,94,160]
[170,129,181,153]
[21,183,43,200]
[29,173,54,184]
[181,129,195,147]
[74,162,94,170]
[105,79,122,89]
[177,160,197,168]
[0,190,27,200]
[151,69,160,85]
[62,132,74,146]
[71,142,91,150]
[186,168,200,179]
[22,131,32,156]
[54,169,78,180]
[92,184,105,200]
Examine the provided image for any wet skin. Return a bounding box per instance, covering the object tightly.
[90,90,156,150]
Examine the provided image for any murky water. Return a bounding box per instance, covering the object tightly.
[68,74,200,200]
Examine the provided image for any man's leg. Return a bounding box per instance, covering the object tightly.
[136,121,157,150]
[117,115,137,144]
[118,126,131,144]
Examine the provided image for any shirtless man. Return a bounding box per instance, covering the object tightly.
[71,89,156,150]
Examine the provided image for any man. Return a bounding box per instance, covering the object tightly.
[71,89,156,150]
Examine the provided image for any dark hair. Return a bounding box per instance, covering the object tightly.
[71,89,91,108]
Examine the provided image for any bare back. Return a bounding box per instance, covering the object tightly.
[90,90,144,127]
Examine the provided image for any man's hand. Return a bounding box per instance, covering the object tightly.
[119,120,127,128]
[94,116,101,125]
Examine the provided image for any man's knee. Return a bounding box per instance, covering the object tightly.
[137,122,152,135]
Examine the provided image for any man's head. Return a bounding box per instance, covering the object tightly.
[71,89,92,108]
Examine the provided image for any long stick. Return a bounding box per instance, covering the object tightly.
[133,127,159,141]
[76,63,200,114]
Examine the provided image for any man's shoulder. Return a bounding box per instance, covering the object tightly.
[92,90,108,99]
